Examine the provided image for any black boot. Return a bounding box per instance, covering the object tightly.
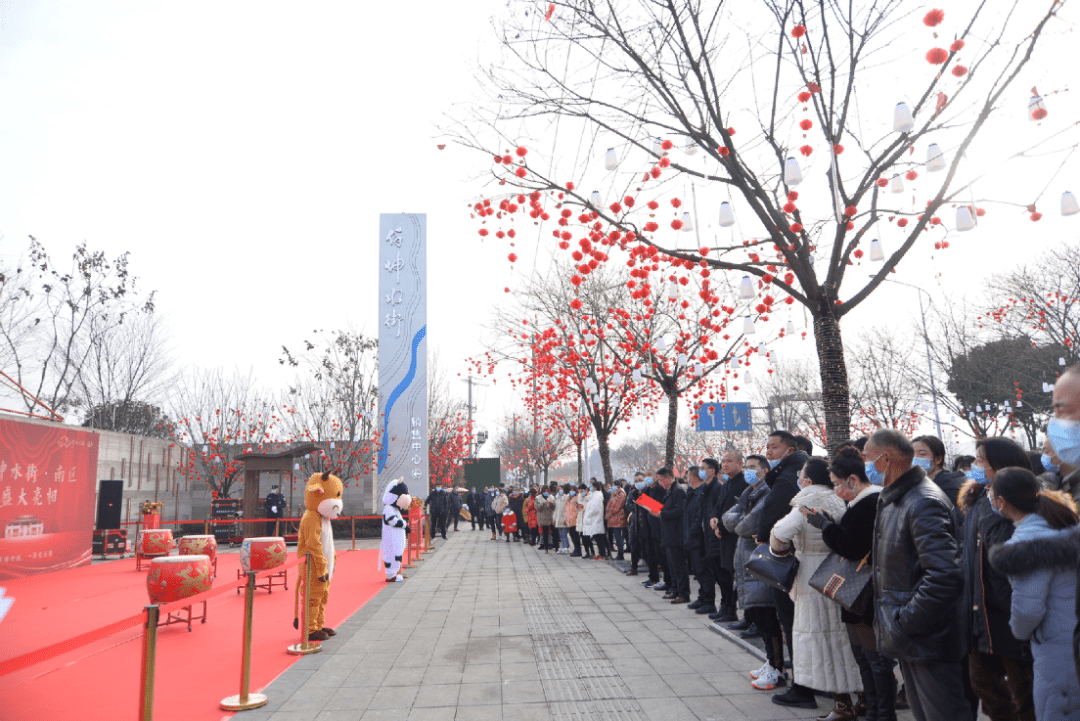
[870,656,897,721]
[855,653,878,721]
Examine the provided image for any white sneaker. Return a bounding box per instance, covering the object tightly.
[749,661,771,680]
[750,665,782,690]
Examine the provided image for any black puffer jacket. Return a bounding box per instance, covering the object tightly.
[466,491,482,514]
[958,481,1027,660]
[426,489,447,515]
[646,484,664,543]
[699,476,724,557]
[659,482,687,548]
[757,451,809,542]
[449,491,462,514]
[872,465,964,663]
[932,469,966,507]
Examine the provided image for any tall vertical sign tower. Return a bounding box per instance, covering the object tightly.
[377,214,428,501]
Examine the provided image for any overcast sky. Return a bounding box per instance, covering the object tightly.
[1,0,1077,461]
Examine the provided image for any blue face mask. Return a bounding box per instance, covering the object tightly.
[1042,454,1060,474]
[542,492,549,498]
[744,469,759,484]
[569,491,577,497]
[989,498,1003,516]
[1049,418,1080,467]
[967,464,988,483]
[645,477,653,486]
[721,473,730,482]
[698,469,707,480]
[865,459,886,486]
[768,458,781,468]
[913,457,933,473]
[635,481,644,490]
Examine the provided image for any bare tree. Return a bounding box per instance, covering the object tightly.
[279,328,379,483]
[453,0,1069,450]
[0,237,156,417]
[847,328,923,434]
[752,356,826,443]
[494,412,572,484]
[167,368,278,499]
[76,311,174,425]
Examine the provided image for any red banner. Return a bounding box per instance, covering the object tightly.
[0,419,99,580]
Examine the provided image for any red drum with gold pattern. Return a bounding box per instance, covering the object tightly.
[139,529,173,557]
[146,555,212,603]
[178,535,217,563]
[240,536,287,573]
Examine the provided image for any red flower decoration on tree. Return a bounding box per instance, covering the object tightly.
[950,39,965,52]
[833,144,844,154]
[798,91,811,103]
[897,218,909,228]
[800,144,814,157]
[844,206,857,217]
[570,299,582,310]
[789,223,803,233]
[905,170,918,181]
[516,146,528,157]
[799,119,813,131]
[926,48,948,64]
[508,253,518,263]
[791,24,806,38]
[661,139,674,150]
[1032,108,1048,121]
[923,9,945,27]
[952,65,967,77]
[670,219,684,230]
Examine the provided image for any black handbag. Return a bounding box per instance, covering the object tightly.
[808,552,873,614]
[745,543,800,593]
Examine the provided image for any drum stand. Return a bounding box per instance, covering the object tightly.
[236,568,287,594]
[159,601,207,632]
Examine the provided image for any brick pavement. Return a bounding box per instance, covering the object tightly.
[237,529,921,721]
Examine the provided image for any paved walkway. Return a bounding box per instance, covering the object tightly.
[241,529,914,721]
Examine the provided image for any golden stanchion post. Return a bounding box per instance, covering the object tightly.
[221,572,268,710]
[139,605,160,721]
[404,515,416,568]
[425,513,434,552]
[287,553,321,656]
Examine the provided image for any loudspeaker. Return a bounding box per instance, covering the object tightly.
[96,480,123,530]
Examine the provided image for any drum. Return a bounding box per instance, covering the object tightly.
[178,535,217,563]
[240,536,287,573]
[146,555,212,603]
[139,529,174,557]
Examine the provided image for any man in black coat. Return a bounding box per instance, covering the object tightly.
[706,452,748,621]
[425,487,448,539]
[448,488,463,532]
[264,484,287,535]
[466,487,483,530]
[650,467,690,603]
[868,428,967,721]
[683,466,706,608]
[757,431,812,708]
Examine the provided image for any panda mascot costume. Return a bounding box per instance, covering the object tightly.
[381,478,412,582]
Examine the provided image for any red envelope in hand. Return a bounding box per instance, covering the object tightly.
[635,494,663,514]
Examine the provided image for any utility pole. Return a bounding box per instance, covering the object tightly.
[461,374,489,457]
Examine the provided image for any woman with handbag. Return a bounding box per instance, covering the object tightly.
[770,456,861,717]
[809,446,893,721]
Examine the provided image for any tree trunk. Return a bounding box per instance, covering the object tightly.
[596,430,614,484]
[575,441,583,485]
[664,388,678,471]
[813,312,851,453]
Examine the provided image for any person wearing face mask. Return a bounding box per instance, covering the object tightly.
[553,484,569,554]
[728,454,786,679]
[643,476,670,591]
[866,428,966,721]
[957,437,1034,721]
[986,467,1080,721]
[755,431,810,688]
[492,488,509,541]
[534,487,556,552]
[605,480,628,560]
[624,475,644,574]
[650,467,690,604]
[564,486,582,556]
[912,435,966,506]
[683,465,708,608]
[769,457,858,714]
[706,452,748,622]
[810,446,890,721]
[582,481,607,560]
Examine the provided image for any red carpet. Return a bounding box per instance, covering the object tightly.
[0,549,384,721]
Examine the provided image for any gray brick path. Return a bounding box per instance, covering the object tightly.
[237,530,918,721]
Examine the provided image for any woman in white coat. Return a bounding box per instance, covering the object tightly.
[770,456,862,717]
[575,484,594,557]
[553,485,569,554]
[581,480,608,559]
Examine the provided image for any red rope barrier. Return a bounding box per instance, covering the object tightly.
[118,516,382,527]
[0,551,331,677]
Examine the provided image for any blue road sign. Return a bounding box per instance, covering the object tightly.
[695,402,752,432]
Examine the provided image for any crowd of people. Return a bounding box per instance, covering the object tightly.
[447,364,1080,721]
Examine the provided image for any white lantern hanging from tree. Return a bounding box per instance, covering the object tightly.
[784,157,803,186]
[956,206,975,232]
[869,239,885,261]
[718,202,735,227]
[1062,191,1080,216]
[894,102,915,133]
[681,212,694,231]
[604,148,619,171]
[590,190,602,207]
[739,276,755,299]
[926,144,946,172]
